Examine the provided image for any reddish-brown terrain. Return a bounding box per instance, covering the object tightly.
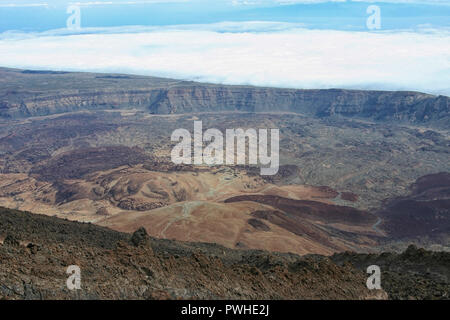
[0,68,448,258]
[378,173,450,239]
[0,68,448,300]
[1,206,448,300]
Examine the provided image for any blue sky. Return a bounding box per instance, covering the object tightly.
[0,0,449,95]
[1,0,450,32]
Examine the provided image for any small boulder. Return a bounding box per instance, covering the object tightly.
[131,227,150,247]
[96,207,110,216]
[26,243,41,254]
[3,234,20,247]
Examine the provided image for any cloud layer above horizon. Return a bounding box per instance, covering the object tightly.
[0,23,449,95]
[2,1,450,7]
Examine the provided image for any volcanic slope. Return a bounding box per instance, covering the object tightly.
[0,206,388,300]
[0,68,448,255]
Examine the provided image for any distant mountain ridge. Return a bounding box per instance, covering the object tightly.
[0,67,448,128]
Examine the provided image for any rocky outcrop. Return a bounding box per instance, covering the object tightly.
[0,68,448,127]
[0,206,386,300]
[2,206,449,300]
[149,86,449,126]
[332,245,450,300]
[130,227,151,247]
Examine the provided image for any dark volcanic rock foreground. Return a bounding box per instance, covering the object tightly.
[0,206,448,300]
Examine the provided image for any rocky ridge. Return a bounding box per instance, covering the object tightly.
[0,68,448,127]
[0,206,386,300]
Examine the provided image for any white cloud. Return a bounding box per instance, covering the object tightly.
[0,22,449,95]
[2,0,449,7]
[69,0,190,6]
[231,0,450,5]
[0,3,48,7]
[0,0,189,7]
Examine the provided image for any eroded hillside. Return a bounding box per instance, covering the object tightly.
[0,206,387,300]
[1,68,448,127]
[0,68,448,256]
